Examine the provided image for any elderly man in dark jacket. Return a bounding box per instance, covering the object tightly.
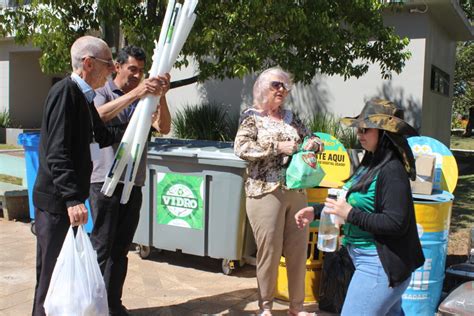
[32,35,124,316]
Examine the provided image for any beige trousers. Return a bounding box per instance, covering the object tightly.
[246,188,308,312]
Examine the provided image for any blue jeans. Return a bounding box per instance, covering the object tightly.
[341,245,411,316]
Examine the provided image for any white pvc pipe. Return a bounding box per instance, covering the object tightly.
[120,4,183,203]
[188,0,198,18]
[156,5,180,76]
[101,0,175,197]
[150,0,176,77]
[168,6,193,65]
[167,13,196,68]
[101,101,141,196]
[120,97,156,203]
[102,0,199,202]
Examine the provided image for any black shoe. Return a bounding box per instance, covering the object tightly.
[109,305,131,316]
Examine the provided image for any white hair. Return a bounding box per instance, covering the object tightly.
[70,36,109,70]
[252,67,293,109]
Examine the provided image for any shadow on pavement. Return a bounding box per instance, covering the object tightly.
[132,246,257,279]
[129,288,260,315]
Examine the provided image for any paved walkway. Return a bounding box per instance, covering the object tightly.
[0,218,328,316]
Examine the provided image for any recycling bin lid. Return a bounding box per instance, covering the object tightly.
[438,281,474,315]
[148,138,246,166]
[412,190,454,203]
[17,132,41,147]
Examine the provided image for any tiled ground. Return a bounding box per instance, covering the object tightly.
[0,218,328,315]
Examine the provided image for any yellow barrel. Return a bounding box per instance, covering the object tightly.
[275,188,327,303]
[414,198,452,234]
[307,187,328,204]
[275,226,323,303]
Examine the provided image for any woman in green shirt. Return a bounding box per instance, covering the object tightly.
[295,99,424,316]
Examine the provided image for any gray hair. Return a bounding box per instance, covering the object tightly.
[252,67,293,109]
[70,36,109,70]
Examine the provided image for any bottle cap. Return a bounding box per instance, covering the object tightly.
[328,188,347,200]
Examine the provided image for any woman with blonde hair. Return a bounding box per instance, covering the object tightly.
[234,67,322,316]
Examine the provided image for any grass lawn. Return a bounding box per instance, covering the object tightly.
[0,174,22,185]
[0,144,22,150]
[447,153,474,256]
[450,135,474,150]
[450,174,474,233]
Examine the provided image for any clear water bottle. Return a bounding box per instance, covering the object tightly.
[317,192,340,252]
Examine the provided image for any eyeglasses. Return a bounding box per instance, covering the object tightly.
[270,81,290,91]
[83,56,114,67]
[356,127,369,134]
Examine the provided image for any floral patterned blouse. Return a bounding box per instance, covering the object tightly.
[234,107,312,197]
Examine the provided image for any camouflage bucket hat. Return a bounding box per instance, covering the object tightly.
[341,98,418,180]
[340,98,418,136]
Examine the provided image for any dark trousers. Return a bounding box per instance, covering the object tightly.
[89,183,142,314]
[32,208,70,316]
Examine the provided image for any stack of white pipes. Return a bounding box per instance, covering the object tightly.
[101,0,198,204]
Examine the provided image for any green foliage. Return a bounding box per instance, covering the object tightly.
[459,0,473,22]
[0,110,11,128]
[188,1,410,83]
[451,115,464,129]
[1,0,410,83]
[452,41,474,128]
[307,112,360,149]
[172,103,238,141]
[0,1,100,74]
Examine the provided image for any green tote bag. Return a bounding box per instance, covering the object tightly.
[286,150,325,189]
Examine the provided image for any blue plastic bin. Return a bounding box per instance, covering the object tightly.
[17,132,93,233]
[17,132,40,221]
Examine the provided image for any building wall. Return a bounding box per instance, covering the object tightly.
[421,15,457,145]
[0,61,9,113]
[288,38,426,131]
[0,38,39,59]
[0,39,55,128]
[9,51,53,128]
[166,62,254,123]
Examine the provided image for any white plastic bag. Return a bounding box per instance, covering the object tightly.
[44,225,108,316]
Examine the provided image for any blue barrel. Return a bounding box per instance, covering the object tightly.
[18,132,41,221]
[402,191,454,315]
[83,200,93,233]
[17,132,94,233]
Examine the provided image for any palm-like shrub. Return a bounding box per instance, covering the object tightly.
[0,110,11,128]
[307,112,360,149]
[172,102,238,141]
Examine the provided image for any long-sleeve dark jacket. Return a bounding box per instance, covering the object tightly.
[33,77,124,213]
[348,158,425,286]
[315,158,425,286]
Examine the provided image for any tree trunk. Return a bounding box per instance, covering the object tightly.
[147,0,160,25]
[102,20,121,53]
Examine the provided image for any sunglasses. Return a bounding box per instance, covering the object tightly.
[270,81,290,91]
[83,56,115,67]
[356,127,369,134]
